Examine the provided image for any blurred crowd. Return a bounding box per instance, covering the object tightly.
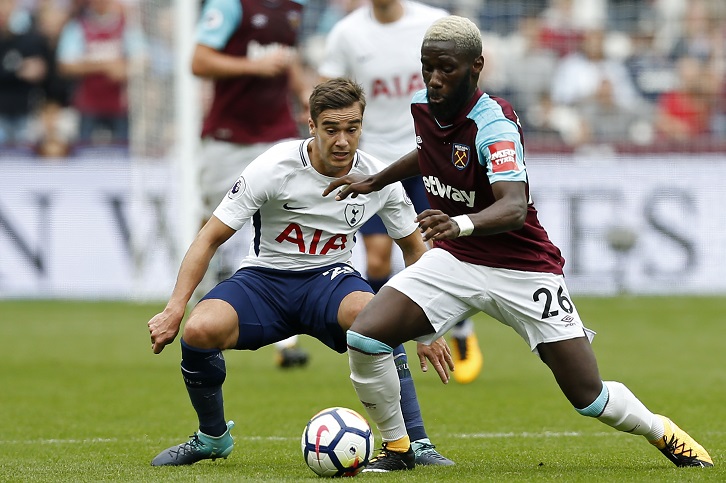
[2,0,725,159]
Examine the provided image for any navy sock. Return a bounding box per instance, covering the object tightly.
[394,344,427,442]
[180,339,228,437]
[367,277,389,294]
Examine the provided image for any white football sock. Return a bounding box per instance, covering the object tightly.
[449,318,474,338]
[348,349,407,442]
[274,335,299,350]
[598,381,665,441]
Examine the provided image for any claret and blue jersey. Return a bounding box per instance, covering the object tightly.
[411,88,565,274]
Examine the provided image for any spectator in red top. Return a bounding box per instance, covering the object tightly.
[654,55,714,142]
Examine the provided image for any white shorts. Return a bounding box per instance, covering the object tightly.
[386,248,595,353]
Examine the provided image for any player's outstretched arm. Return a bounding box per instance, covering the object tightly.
[322,173,376,200]
[323,149,421,200]
[147,216,235,354]
[417,338,454,384]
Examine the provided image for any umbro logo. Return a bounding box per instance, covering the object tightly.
[283,202,307,210]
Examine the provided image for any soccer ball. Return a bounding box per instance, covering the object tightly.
[301,407,374,477]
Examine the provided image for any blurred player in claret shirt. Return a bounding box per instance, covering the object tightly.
[319,0,483,388]
[191,0,311,367]
[326,16,713,472]
[147,78,452,468]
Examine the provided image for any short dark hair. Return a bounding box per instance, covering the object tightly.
[309,78,366,124]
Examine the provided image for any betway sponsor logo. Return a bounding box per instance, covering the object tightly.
[422,176,476,207]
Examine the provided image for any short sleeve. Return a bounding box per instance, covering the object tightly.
[195,0,243,50]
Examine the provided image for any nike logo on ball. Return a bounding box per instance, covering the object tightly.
[283,203,307,210]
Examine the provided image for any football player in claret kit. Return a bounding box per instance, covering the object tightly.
[326,16,713,472]
[147,78,452,467]
[319,0,483,386]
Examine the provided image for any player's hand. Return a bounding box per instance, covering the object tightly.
[322,174,374,200]
[416,338,454,384]
[416,209,461,242]
[147,308,184,354]
[256,49,293,77]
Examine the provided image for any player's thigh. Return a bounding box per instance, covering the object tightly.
[303,266,374,353]
[362,233,393,274]
[183,299,240,350]
[384,248,479,346]
[484,269,595,354]
[336,291,374,331]
[201,269,293,351]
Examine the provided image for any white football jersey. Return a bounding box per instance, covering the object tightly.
[318,1,447,162]
[213,139,419,271]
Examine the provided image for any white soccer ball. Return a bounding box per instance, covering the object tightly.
[301,406,374,477]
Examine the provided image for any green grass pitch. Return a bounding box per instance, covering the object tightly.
[1,297,724,482]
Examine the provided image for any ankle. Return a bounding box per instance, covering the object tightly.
[384,436,410,453]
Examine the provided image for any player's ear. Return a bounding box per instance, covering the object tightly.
[308,118,315,136]
[472,54,485,77]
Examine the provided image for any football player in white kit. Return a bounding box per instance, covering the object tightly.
[147,78,453,467]
[318,0,484,388]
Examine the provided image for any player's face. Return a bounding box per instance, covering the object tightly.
[308,104,363,177]
[421,40,482,123]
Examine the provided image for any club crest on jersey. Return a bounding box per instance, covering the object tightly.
[251,13,268,28]
[345,204,365,227]
[227,176,246,200]
[452,144,470,170]
[286,10,301,30]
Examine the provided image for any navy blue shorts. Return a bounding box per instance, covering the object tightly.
[201,263,372,353]
[358,176,429,236]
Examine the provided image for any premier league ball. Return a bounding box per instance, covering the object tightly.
[301,407,374,477]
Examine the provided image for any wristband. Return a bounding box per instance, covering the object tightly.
[452,215,474,237]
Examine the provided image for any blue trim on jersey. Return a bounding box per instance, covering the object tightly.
[347,331,393,355]
[470,94,527,184]
[252,210,262,256]
[196,0,243,50]
[576,383,609,417]
[411,89,427,104]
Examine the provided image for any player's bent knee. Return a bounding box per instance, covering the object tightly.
[183,302,239,349]
[338,291,374,330]
[181,319,216,348]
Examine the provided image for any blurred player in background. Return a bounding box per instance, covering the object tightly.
[56,0,140,145]
[191,0,311,368]
[326,16,713,472]
[318,0,483,385]
[147,78,453,467]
